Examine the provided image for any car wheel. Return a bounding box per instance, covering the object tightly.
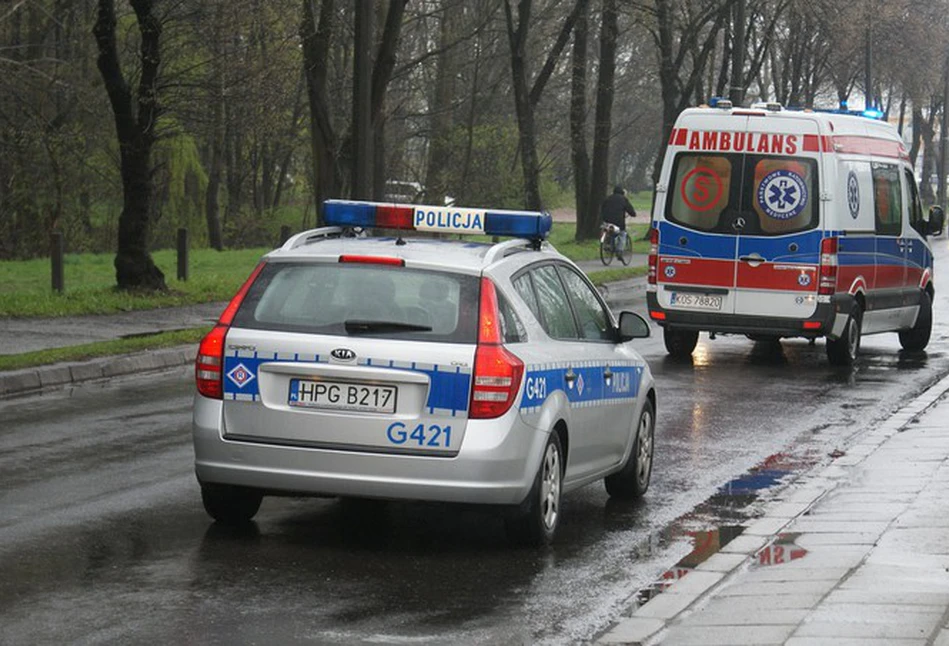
[605,399,655,500]
[663,328,699,358]
[899,291,932,352]
[826,301,862,366]
[201,483,263,525]
[505,431,563,547]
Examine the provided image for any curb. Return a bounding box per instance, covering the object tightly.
[0,344,197,399]
[595,373,949,645]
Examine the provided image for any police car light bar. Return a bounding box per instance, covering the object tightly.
[323,200,552,239]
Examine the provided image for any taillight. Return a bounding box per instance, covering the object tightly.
[195,262,265,399]
[469,278,524,419]
[196,325,227,399]
[818,237,838,296]
[648,227,659,285]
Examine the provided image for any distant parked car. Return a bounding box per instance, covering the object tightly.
[384,180,424,204]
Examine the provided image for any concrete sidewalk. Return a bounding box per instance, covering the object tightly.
[597,376,949,646]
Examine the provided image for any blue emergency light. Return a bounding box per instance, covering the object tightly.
[323,200,552,239]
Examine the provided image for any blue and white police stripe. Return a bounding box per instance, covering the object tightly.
[519,360,644,414]
[222,351,471,416]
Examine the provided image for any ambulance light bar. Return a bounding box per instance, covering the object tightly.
[323,200,552,239]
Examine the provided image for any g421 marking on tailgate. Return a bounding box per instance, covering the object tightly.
[386,422,452,447]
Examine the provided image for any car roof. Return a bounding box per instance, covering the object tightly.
[264,232,567,275]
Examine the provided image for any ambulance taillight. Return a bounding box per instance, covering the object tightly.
[818,237,838,296]
[647,228,659,285]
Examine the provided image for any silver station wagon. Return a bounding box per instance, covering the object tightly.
[193,200,657,545]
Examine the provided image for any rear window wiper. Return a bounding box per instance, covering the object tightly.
[344,319,433,334]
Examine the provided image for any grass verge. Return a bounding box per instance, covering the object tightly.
[0,327,209,372]
[586,265,649,286]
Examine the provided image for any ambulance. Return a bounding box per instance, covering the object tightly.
[646,101,935,365]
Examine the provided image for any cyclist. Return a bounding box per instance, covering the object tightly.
[600,185,638,255]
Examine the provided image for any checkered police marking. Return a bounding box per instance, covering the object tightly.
[223,352,470,416]
[520,361,644,414]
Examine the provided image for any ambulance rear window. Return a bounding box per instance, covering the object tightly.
[667,153,819,236]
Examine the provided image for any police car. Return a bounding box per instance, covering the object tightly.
[193,200,656,545]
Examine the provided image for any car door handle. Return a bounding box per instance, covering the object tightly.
[564,369,577,385]
[603,367,613,380]
[739,253,765,267]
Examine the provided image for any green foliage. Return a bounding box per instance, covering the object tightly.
[152,119,210,248]
[586,265,648,286]
[0,247,268,317]
[548,222,651,261]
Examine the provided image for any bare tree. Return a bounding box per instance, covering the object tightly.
[93,0,166,290]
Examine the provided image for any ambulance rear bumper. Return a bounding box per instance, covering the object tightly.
[647,292,853,338]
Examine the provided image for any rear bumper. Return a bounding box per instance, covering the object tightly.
[647,292,853,338]
[193,396,546,505]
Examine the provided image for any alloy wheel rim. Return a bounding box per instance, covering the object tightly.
[540,443,561,530]
[637,411,653,486]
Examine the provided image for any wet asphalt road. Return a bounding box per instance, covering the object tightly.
[3,243,949,645]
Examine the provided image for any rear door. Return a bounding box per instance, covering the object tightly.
[220,261,479,456]
[657,117,749,316]
[658,116,823,320]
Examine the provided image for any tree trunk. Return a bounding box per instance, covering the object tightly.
[504,0,542,210]
[93,0,165,291]
[351,2,373,200]
[570,0,590,240]
[424,0,461,207]
[585,0,618,240]
[302,0,341,223]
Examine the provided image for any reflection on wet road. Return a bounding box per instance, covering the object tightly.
[3,245,949,643]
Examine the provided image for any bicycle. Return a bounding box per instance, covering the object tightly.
[599,222,633,266]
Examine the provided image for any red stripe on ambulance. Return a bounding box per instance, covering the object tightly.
[658,257,733,288]
[736,264,817,292]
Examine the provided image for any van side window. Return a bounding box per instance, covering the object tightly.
[904,169,925,235]
[667,154,733,231]
[872,163,902,236]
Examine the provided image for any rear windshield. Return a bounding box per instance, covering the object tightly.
[233,262,480,343]
[667,152,819,236]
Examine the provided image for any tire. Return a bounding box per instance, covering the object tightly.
[605,399,655,500]
[599,238,614,266]
[201,483,263,525]
[826,301,863,366]
[618,234,633,266]
[899,290,932,352]
[505,431,564,547]
[663,328,699,358]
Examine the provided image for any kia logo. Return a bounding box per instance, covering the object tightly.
[331,348,356,361]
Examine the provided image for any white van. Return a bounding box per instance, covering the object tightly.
[646,102,935,365]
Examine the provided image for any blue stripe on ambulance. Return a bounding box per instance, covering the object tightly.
[520,362,643,412]
[658,222,823,263]
[222,353,471,415]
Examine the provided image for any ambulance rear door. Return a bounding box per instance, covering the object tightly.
[657,115,749,316]
[731,115,823,319]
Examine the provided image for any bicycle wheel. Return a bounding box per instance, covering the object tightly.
[619,233,633,265]
[599,237,614,266]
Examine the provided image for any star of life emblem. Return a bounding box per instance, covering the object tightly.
[227,363,255,388]
[758,169,808,221]
[798,273,812,287]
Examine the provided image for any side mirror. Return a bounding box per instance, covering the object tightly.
[618,311,650,341]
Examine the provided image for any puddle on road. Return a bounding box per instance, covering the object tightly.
[630,451,818,608]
